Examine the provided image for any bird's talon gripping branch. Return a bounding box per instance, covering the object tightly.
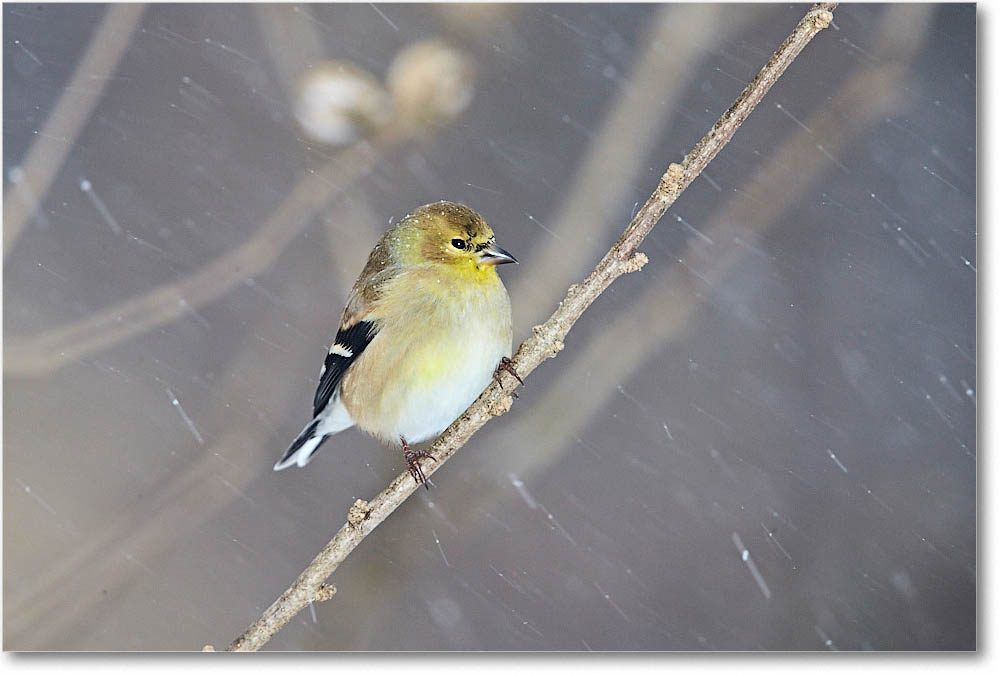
[493,356,523,390]
[401,437,434,489]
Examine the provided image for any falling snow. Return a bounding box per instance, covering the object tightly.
[2,2,976,652]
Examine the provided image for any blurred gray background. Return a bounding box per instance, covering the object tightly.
[3,3,975,650]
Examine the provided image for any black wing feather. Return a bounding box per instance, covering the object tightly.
[313,320,377,417]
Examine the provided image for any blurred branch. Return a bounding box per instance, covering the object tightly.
[254,4,326,98]
[6,37,475,378]
[4,227,336,644]
[254,4,386,288]
[473,2,932,485]
[469,4,933,486]
[5,234,345,647]
[226,3,836,652]
[344,4,935,630]
[511,3,765,322]
[6,32,480,647]
[4,130,400,377]
[4,431,260,648]
[3,4,146,258]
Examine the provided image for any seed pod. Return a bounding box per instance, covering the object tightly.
[293,61,393,146]
[386,40,475,127]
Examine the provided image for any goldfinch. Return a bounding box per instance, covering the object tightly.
[274,201,518,487]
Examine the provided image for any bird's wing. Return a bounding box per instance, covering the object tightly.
[312,319,376,418]
[311,266,398,418]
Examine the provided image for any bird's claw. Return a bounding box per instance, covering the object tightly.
[493,356,523,391]
[403,444,434,489]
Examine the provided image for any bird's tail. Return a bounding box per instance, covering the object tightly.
[274,396,354,471]
[274,418,330,470]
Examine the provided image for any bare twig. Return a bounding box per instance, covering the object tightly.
[227,3,836,652]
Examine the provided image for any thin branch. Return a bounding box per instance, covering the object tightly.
[227,3,836,652]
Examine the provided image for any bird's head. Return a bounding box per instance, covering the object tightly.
[399,201,517,273]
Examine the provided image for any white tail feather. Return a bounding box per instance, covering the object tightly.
[273,397,355,471]
[273,432,326,470]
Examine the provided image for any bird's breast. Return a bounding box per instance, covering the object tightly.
[342,269,512,445]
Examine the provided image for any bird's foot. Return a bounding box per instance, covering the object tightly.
[493,356,523,392]
[402,438,434,489]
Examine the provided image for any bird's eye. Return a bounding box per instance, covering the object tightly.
[451,238,466,250]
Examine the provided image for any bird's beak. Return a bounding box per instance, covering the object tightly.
[479,243,518,266]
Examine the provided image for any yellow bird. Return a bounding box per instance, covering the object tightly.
[274,201,518,487]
